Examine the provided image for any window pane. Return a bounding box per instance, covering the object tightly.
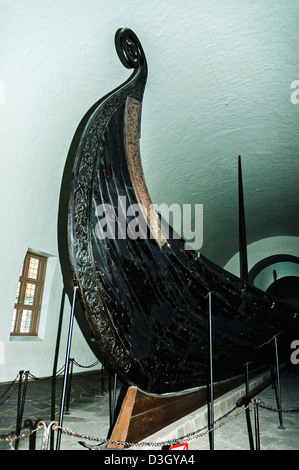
[15,281,22,303]
[20,310,33,333]
[11,251,47,336]
[27,257,40,280]
[24,283,37,306]
[10,309,17,333]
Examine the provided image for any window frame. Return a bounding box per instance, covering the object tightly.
[10,252,48,337]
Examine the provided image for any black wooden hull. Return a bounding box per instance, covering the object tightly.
[66,28,299,395]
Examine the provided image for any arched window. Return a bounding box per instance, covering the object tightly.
[10,252,47,336]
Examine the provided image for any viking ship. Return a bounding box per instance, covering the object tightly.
[66,28,299,400]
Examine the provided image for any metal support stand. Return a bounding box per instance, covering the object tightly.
[112,373,118,425]
[109,371,118,428]
[273,335,286,429]
[66,358,74,413]
[101,359,105,395]
[207,292,214,450]
[24,419,41,450]
[15,370,23,450]
[244,363,254,450]
[253,400,260,450]
[56,285,78,450]
[15,370,28,450]
[40,421,58,450]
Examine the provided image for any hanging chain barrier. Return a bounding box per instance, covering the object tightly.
[1,396,298,450]
[257,399,299,414]
[0,373,20,406]
[0,401,252,448]
[0,360,101,406]
[1,365,298,449]
[0,362,101,450]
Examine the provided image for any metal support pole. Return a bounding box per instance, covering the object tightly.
[56,285,78,450]
[112,373,118,425]
[15,370,23,450]
[15,371,28,450]
[238,155,249,282]
[24,418,40,451]
[208,291,214,450]
[40,421,58,450]
[101,360,105,395]
[109,370,118,428]
[66,358,74,413]
[244,363,254,450]
[274,335,286,429]
[109,370,112,427]
[253,400,260,450]
[271,363,275,389]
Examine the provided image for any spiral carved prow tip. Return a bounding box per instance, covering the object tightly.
[115,27,146,70]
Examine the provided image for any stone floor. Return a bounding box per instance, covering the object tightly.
[188,366,299,451]
[0,365,298,451]
[0,366,117,451]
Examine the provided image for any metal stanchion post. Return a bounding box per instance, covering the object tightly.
[40,421,58,450]
[56,285,78,450]
[101,363,104,395]
[66,358,74,413]
[112,373,118,425]
[244,363,254,450]
[108,370,117,429]
[274,335,286,429]
[24,418,41,450]
[15,370,23,450]
[15,371,28,450]
[208,292,214,450]
[253,399,260,450]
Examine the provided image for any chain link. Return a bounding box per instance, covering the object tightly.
[0,427,40,443]
[72,359,100,369]
[0,373,22,406]
[1,394,299,448]
[0,403,252,448]
[257,400,299,414]
[0,383,19,406]
[0,361,100,407]
[54,404,253,448]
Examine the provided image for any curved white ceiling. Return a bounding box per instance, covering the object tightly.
[139,2,299,267]
[1,0,298,269]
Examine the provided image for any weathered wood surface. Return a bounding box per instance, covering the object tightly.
[66,28,299,396]
[108,368,267,448]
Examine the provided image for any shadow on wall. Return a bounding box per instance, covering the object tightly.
[249,254,299,307]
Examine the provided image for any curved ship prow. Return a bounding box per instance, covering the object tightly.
[65,28,299,396]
